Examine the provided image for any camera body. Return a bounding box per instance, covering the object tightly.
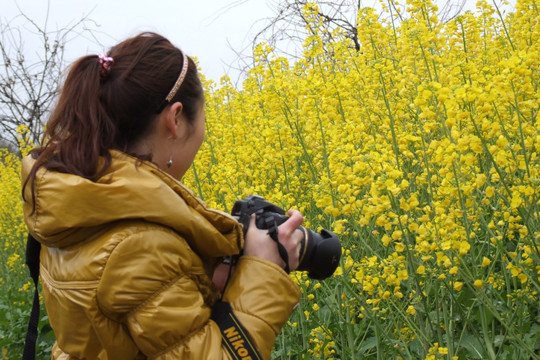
[231,195,341,280]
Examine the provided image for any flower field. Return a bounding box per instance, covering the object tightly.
[1,0,539,359]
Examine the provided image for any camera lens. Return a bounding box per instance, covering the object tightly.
[297,229,341,280]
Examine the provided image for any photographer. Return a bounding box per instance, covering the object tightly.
[22,32,305,359]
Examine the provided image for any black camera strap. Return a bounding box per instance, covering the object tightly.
[264,217,290,273]
[211,300,262,360]
[23,233,41,360]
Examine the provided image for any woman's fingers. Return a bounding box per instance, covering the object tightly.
[243,210,305,271]
[244,215,285,267]
[279,209,304,236]
[276,210,304,270]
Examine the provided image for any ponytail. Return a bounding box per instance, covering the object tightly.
[37,55,116,179]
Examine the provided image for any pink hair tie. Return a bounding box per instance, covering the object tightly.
[98,54,114,78]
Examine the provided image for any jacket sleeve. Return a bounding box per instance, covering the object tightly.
[97,226,300,360]
[222,256,301,358]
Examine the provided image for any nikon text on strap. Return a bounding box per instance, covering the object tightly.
[211,301,262,360]
[23,233,41,360]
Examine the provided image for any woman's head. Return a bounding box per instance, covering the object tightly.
[30,32,204,181]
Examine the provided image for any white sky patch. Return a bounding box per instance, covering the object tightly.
[2,0,516,83]
[2,0,274,82]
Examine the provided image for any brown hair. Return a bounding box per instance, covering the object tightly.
[23,32,203,202]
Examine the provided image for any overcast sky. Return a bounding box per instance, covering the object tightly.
[3,0,515,84]
[3,0,276,83]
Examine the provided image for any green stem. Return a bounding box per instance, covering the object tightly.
[479,305,497,360]
[510,80,532,179]
[343,294,357,360]
[314,99,335,207]
[378,70,401,170]
[275,90,319,183]
[492,0,515,51]
[276,129,291,195]
[451,162,472,243]
[190,162,204,200]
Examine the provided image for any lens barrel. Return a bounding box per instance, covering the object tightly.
[297,228,341,280]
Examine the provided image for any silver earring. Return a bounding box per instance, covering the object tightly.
[167,138,176,168]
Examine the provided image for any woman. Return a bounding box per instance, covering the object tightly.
[22,32,304,359]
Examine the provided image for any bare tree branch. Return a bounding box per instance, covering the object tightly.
[223,0,468,83]
[0,4,94,152]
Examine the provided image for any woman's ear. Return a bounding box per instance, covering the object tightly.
[165,102,184,139]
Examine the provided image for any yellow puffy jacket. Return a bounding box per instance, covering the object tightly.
[22,150,300,359]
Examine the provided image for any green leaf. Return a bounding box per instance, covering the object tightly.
[460,334,485,359]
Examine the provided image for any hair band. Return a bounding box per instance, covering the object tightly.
[98,54,114,71]
[164,51,189,102]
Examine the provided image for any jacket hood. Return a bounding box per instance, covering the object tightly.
[22,150,243,258]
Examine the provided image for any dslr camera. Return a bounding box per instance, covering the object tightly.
[231,195,341,280]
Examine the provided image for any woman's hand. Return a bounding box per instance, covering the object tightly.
[212,262,233,293]
[243,209,304,271]
[213,210,304,291]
